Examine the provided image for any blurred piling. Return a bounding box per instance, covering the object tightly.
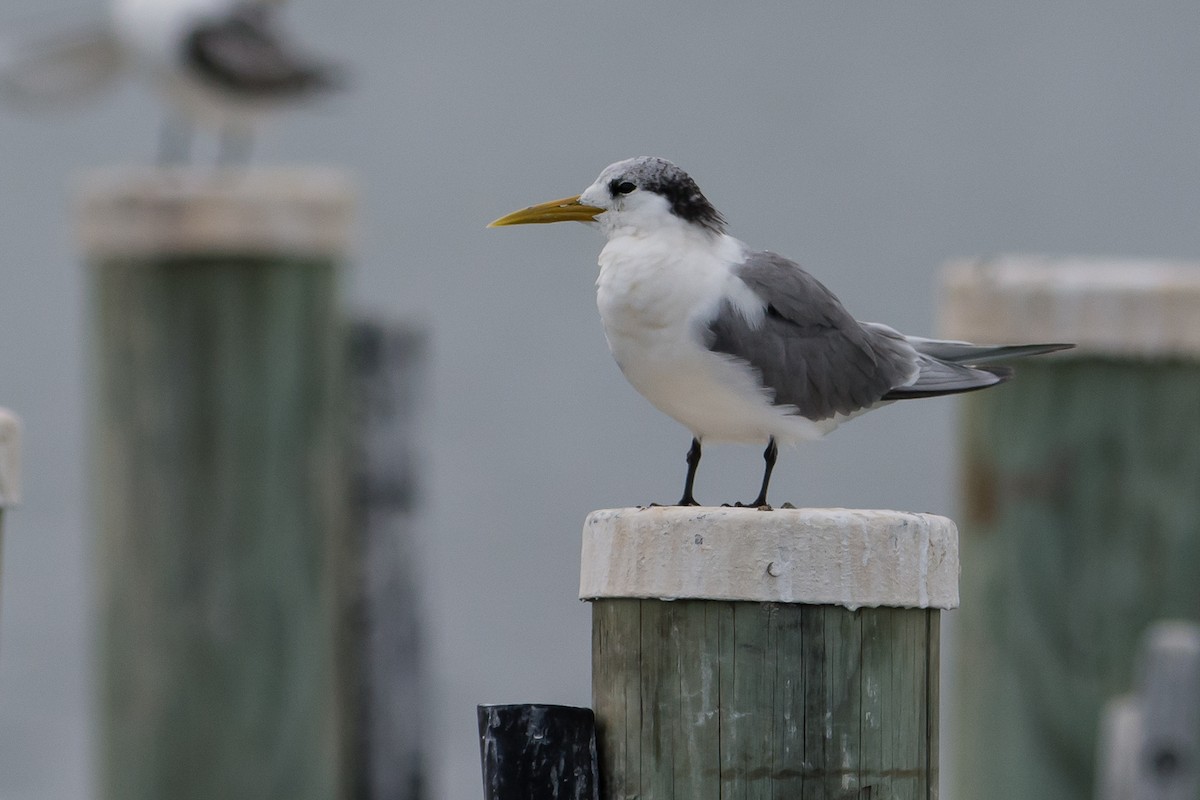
[940,256,1200,800]
[581,506,958,799]
[81,169,354,800]
[0,408,21,636]
[1096,621,1200,800]
[345,320,426,800]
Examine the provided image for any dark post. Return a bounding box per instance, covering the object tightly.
[345,319,427,800]
[477,704,600,800]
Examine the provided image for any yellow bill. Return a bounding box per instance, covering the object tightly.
[488,195,604,227]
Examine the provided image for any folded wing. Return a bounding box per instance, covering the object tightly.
[185,5,340,96]
[706,251,917,421]
[706,251,1072,416]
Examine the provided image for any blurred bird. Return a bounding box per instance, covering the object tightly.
[491,157,1072,507]
[0,0,341,164]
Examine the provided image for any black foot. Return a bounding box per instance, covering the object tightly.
[734,501,774,511]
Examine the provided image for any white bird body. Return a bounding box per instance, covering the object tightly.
[112,0,220,62]
[492,156,1071,505]
[594,220,838,445]
[113,0,252,129]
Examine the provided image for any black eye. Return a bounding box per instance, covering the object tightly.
[610,179,637,195]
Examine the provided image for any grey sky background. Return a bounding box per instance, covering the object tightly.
[2,1,1200,798]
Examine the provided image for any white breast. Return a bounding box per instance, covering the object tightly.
[595,229,838,444]
[112,0,226,59]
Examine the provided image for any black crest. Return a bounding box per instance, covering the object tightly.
[614,157,727,234]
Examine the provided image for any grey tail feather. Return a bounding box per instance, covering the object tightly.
[906,339,1074,365]
[882,364,1011,400]
[883,364,1012,400]
[882,339,1073,402]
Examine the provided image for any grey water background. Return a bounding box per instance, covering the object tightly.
[3,1,1200,798]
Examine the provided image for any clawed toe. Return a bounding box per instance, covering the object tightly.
[734,501,773,511]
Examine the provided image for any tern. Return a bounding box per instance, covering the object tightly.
[491,156,1071,507]
[0,0,340,164]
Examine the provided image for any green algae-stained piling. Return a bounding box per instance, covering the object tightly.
[0,408,21,639]
[581,506,959,800]
[939,256,1200,800]
[80,169,355,800]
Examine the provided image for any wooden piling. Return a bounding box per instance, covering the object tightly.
[939,256,1200,800]
[1096,621,1200,800]
[581,506,959,799]
[345,320,426,800]
[80,169,354,800]
[0,408,21,636]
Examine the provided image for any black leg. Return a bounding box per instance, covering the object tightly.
[746,437,777,508]
[677,438,702,506]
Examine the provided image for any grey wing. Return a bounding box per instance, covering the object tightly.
[706,251,919,421]
[185,5,340,97]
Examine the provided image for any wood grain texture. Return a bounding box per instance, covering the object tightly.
[953,360,1200,800]
[92,253,346,800]
[592,599,939,800]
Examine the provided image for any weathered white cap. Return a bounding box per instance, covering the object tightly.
[940,255,1200,358]
[580,507,959,610]
[0,409,21,507]
[77,168,355,260]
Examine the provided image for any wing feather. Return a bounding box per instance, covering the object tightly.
[705,251,916,421]
[705,253,1072,416]
[185,5,340,96]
